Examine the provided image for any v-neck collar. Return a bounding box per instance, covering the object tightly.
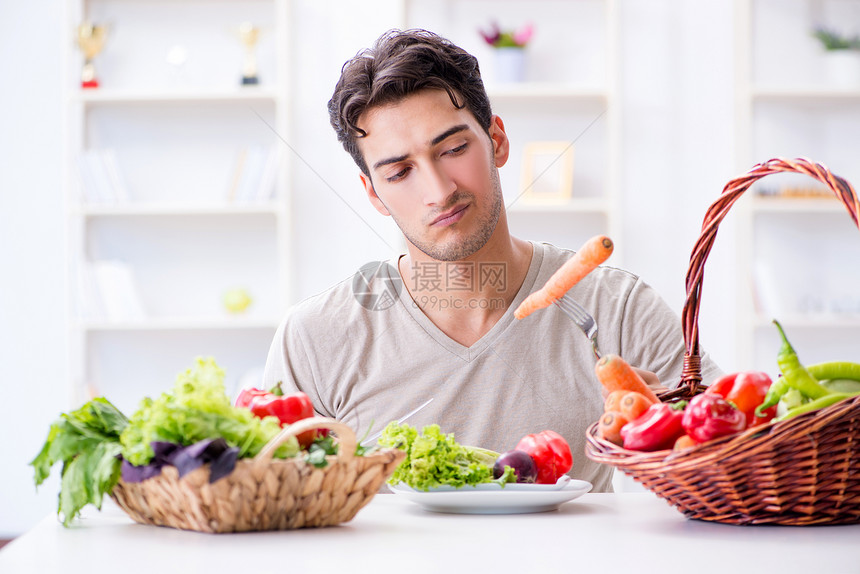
[386,242,545,362]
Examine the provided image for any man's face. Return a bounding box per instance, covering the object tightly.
[356,89,509,261]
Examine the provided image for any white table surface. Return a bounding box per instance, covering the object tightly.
[1,492,858,574]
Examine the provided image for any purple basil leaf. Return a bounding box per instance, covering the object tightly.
[169,438,231,479]
[170,447,206,478]
[200,437,229,461]
[208,447,239,483]
[120,458,163,483]
[173,438,215,463]
[150,441,180,463]
[121,439,238,483]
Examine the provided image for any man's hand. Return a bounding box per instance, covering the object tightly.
[634,367,668,395]
[599,367,668,399]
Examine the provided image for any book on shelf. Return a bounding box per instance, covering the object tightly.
[76,148,130,204]
[76,260,146,322]
[226,145,280,204]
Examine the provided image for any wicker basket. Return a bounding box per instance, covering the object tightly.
[111,417,405,533]
[585,157,860,526]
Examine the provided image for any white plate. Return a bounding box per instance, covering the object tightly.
[389,478,593,515]
[413,474,573,492]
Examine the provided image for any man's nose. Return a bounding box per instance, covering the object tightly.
[422,164,456,206]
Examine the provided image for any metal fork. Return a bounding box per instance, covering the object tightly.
[554,294,602,360]
[359,398,434,447]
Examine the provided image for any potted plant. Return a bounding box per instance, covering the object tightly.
[812,26,860,87]
[479,21,535,84]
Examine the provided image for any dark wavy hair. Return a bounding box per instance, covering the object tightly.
[328,29,493,176]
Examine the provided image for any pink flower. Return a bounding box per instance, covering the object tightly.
[479,21,534,48]
[513,23,534,47]
[479,21,501,46]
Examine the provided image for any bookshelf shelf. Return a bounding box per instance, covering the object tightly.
[72,88,279,105]
[81,317,281,332]
[750,196,848,213]
[78,202,283,217]
[64,0,293,405]
[506,197,611,214]
[486,84,607,102]
[734,0,860,371]
[751,87,860,102]
[752,314,860,329]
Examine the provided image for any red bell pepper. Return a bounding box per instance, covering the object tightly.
[235,382,318,447]
[620,401,687,451]
[682,393,746,444]
[705,371,776,427]
[515,430,573,484]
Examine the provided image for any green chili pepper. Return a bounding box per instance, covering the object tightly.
[756,376,790,417]
[773,320,831,400]
[807,361,860,382]
[775,391,859,421]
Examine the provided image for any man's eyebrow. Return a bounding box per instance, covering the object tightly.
[430,124,469,146]
[371,124,471,171]
[373,154,409,171]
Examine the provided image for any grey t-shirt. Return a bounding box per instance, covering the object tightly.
[262,241,722,492]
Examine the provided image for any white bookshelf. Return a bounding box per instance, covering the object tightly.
[82,317,282,332]
[751,87,860,101]
[402,0,622,260]
[77,202,284,217]
[486,84,608,102]
[734,0,860,371]
[63,0,293,404]
[71,88,280,104]
[507,197,612,214]
[749,196,848,213]
[750,315,860,329]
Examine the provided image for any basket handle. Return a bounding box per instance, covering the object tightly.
[679,157,860,392]
[255,417,357,461]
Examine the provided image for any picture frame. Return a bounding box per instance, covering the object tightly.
[519,141,575,204]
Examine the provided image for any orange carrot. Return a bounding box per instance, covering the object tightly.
[594,354,660,404]
[619,391,652,421]
[603,389,627,413]
[514,235,614,320]
[597,411,629,446]
[673,434,697,452]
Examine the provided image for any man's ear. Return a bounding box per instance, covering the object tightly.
[360,172,390,216]
[488,115,510,168]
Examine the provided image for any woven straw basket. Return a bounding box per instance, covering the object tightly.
[585,157,860,526]
[111,417,406,533]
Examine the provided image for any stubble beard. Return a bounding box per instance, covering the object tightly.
[394,167,504,262]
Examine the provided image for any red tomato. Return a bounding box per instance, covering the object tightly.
[236,385,318,447]
[515,430,573,484]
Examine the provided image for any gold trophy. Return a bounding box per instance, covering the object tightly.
[238,22,260,85]
[76,22,107,88]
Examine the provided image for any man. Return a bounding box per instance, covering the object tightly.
[262,29,721,491]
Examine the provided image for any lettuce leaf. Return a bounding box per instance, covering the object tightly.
[119,357,297,466]
[30,397,128,526]
[379,422,512,490]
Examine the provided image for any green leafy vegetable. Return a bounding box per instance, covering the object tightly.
[32,357,304,528]
[304,434,339,468]
[378,422,514,490]
[120,357,298,466]
[30,398,129,526]
[812,27,860,51]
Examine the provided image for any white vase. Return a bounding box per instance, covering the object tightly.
[823,51,860,87]
[493,47,526,84]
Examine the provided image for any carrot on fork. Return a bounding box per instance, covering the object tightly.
[514,235,614,320]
